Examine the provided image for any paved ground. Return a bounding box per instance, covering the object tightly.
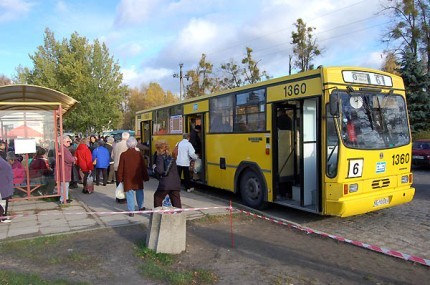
[0,178,229,240]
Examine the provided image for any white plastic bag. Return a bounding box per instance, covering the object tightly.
[115,182,125,200]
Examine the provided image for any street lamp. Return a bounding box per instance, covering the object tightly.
[173,63,189,100]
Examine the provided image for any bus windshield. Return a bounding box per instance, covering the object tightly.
[333,90,410,149]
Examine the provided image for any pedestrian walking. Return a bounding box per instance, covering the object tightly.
[153,140,182,208]
[117,137,149,216]
[176,133,198,192]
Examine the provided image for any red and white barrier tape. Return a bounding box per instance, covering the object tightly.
[2,205,429,267]
[235,209,430,267]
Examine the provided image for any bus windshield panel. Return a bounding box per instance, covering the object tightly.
[333,90,410,149]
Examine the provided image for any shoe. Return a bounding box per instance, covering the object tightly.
[96,184,100,186]
[128,213,134,217]
[139,207,146,211]
[102,184,107,186]
[66,199,73,203]
[187,188,194,193]
[120,200,127,204]
[69,183,78,189]
[0,218,11,223]
[58,201,64,205]
[82,189,88,193]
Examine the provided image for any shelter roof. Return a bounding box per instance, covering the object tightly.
[0,84,79,115]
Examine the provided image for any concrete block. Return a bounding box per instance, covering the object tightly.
[146,207,186,254]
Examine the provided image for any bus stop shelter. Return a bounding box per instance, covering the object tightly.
[0,84,78,202]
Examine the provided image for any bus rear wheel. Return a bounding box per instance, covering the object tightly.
[240,170,266,209]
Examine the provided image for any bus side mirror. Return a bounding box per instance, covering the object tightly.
[329,93,340,117]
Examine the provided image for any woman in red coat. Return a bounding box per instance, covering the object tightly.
[74,137,94,193]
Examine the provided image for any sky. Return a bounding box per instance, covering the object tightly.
[0,0,394,95]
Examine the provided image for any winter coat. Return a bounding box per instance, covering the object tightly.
[0,158,13,199]
[117,148,149,192]
[155,154,181,191]
[29,156,50,178]
[11,160,25,184]
[75,143,94,172]
[113,140,128,171]
[92,145,110,169]
[55,144,75,182]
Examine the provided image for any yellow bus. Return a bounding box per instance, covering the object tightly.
[135,66,415,217]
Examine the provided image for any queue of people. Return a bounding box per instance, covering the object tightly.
[1,129,198,221]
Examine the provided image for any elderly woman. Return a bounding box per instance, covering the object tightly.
[117,137,149,217]
[153,140,182,208]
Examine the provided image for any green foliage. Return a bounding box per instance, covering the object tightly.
[399,51,430,133]
[185,53,216,98]
[16,28,126,133]
[0,270,87,285]
[291,18,322,72]
[186,48,271,97]
[384,0,430,71]
[122,82,179,129]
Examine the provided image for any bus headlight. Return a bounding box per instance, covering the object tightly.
[401,175,409,183]
[349,183,358,193]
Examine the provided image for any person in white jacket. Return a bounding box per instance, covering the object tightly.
[175,133,198,192]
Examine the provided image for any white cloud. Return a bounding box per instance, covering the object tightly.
[0,0,34,22]
[114,0,159,27]
[122,65,172,89]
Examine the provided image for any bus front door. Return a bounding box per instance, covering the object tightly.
[273,98,320,213]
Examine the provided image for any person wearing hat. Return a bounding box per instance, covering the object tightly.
[92,139,110,186]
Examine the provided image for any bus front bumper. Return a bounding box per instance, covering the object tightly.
[325,186,415,217]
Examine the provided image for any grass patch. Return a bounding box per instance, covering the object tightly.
[0,235,96,266]
[135,241,217,285]
[0,270,88,285]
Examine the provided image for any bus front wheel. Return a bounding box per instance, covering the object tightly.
[240,170,266,209]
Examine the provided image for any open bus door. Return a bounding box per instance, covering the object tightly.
[273,98,321,213]
[141,120,153,166]
[186,114,205,184]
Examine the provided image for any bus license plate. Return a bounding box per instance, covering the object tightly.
[413,155,424,160]
[373,197,389,207]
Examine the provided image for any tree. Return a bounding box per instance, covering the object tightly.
[383,0,430,70]
[0,74,12,86]
[381,52,401,75]
[399,51,430,132]
[219,59,243,89]
[16,28,126,133]
[291,18,322,72]
[218,47,270,90]
[121,82,178,129]
[185,53,215,98]
[241,47,270,84]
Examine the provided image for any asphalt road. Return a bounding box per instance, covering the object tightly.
[195,167,430,262]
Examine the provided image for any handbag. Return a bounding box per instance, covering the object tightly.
[86,173,94,193]
[115,182,125,199]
